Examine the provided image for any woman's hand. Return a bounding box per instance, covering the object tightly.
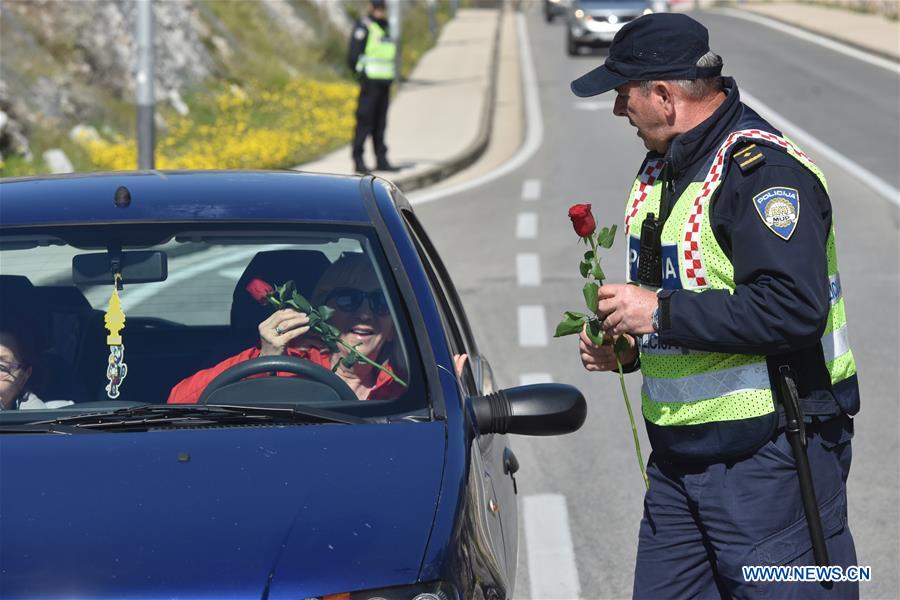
[259,309,311,356]
[579,327,638,372]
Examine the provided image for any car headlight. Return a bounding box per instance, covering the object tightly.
[607,14,619,24]
[311,581,459,600]
[574,9,592,20]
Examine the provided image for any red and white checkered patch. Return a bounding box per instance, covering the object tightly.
[624,159,665,236]
[682,129,815,289]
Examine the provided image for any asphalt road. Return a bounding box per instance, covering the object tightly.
[412,7,900,599]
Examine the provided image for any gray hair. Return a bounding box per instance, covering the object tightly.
[639,51,724,99]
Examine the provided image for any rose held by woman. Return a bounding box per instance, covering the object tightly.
[246,278,275,305]
[568,203,596,238]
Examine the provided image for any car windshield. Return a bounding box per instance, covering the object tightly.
[0,224,426,426]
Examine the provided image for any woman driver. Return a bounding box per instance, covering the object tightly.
[168,253,405,404]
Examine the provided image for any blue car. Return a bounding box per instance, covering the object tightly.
[0,171,586,599]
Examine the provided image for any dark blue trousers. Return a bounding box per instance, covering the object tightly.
[633,415,858,599]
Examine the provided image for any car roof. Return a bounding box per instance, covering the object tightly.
[0,171,380,227]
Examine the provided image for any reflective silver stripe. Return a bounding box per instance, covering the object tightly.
[639,333,705,357]
[828,272,843,305]
[822,323,850,362]
[642,361,770,404]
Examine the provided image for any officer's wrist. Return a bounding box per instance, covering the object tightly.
[656,289,674,334]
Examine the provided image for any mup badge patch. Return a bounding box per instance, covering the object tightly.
[753,187,799,240]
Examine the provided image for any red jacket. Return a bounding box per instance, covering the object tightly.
[168,346,404,404]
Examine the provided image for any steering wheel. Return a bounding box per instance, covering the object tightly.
[197,355,358,404]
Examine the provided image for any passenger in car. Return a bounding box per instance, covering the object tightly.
[168,253,406,403]
[0,325,73,411]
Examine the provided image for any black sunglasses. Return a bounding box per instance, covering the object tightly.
[325,287,390,316]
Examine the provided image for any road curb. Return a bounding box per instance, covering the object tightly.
[388,6,505,194]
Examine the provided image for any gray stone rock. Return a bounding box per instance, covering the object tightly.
[42,148,73,174]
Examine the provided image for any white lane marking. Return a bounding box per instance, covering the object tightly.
[715,8,900,74]
[574,100,615,111]
[516,253,541,287]
[524,494,582,599]
[518,305,548,347]
[521,179,542,200]
[516,212,538,239]
[741,89,900,207]
[519,372,553,385]
[409,13,543,204]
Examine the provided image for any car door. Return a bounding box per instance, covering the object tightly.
[401,209,519,587]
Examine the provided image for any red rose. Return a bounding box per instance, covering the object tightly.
[245,277,275,305]
[568,203,596,238]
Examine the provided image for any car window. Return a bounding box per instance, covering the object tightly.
[0,224,426,420]
[401,210,479,396]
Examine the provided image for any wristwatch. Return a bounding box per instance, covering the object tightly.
[651,306,660,332]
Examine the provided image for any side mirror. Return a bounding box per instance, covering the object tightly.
[470,383,586,436]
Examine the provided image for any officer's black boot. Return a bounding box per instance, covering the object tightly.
[375,158,399,172]
[354,160,370,174]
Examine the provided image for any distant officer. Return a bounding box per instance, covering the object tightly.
[571,13,860,599]
[348,0,399,174]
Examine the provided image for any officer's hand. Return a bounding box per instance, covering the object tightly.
[579,328,638,372]
[596,284,658,336]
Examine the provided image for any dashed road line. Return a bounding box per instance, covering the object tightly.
[521,179,542,201]
[518,305,548,347]
[516,253,541,287]
[519,373,553,385]
[523,494,582,599]
[516,212,538,239]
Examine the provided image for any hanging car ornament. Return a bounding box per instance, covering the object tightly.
[104,272,128,399]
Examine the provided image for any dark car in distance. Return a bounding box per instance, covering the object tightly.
[0,171,586,599]
[544,0,572,22]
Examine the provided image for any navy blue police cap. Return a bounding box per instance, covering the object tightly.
[571,13,722,97]
[370,0,386,7]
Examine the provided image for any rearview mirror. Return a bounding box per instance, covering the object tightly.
[72,251,168,285]
[470,383,587,436]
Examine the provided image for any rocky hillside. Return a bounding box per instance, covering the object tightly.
[0,0,366,173]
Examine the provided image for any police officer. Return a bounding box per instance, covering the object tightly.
[348,0,399,174]
[571,13,860,599]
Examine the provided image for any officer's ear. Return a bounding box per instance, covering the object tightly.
[652,82,677,124]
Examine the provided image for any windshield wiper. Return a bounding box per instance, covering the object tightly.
[29,403,365,431]
[0,423,101,435]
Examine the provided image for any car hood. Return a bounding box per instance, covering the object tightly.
[0,421,446,599]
